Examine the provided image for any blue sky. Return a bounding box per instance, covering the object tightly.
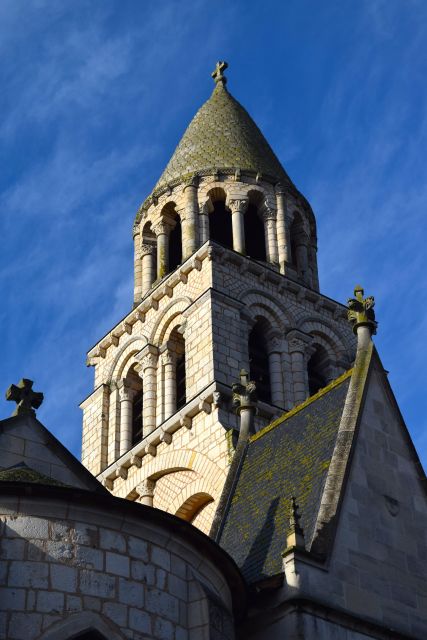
[1,0,426,469]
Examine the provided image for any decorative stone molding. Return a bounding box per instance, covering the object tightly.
[347,285,377,336]
[286,329,313,354]
[153,221,170,237]
[137,478,155,498]
[227,198,248,214]
[140,243,156,256]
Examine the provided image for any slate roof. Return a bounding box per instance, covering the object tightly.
[218,370,352,585]
[0,462,68,487]
[152,82,291,194]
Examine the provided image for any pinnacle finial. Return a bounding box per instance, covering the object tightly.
[347,285,377,336]
[211,61,228,86]
[6,379,44,417]
[285,496,305,551]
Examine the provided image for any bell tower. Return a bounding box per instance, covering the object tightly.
[81,63,355,534]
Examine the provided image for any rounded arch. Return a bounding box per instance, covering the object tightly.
[298,317,352,360]
[175,491,214,522]
[107,335,148,385]
[39,612,126,640]
[204,187,233,248]
[142,449,226,485]
[150,296,192,345]
[238,289,296,330]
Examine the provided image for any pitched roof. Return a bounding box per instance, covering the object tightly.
[152,82,291,195]
[218,371,352,585]
[0,462,68,487]
[0,414,107,494]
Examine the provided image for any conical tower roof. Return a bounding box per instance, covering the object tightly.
[152,62,291,195]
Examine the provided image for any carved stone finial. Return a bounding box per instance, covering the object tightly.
[347,285,377,336]
[232,369,257,415]
[286,496,305,550]
[211,61,228,86]
[6,379,44,417]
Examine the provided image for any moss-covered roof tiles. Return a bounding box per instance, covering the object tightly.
[218,371,352,584]
[0,462,67,487]
[153,82,291,194]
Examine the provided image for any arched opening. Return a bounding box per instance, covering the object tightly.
[249,320,272,403]
[168,216,182,272]
[245,203,266,261]
[142,220,156,248]
[290,212,309,280]
[175,492,214,523]
[170,326,186,411]
[124,364,144,446]
[208,189,233,249]
[307,344,330,396]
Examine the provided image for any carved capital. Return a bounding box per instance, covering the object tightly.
[161,350,175,367]
[227,198,248,215]
[137,478,155,498]
[118,381,136,402]
[286,329,313,355]
[153,221,171,237]
[232,369,257,415]
[140,243,155,256]
[135,345,158,371]
[260,203,277,221]
[347,285,377,335]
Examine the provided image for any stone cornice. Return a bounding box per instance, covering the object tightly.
[86,240,349,365]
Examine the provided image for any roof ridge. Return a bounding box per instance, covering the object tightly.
[250,369,354,444]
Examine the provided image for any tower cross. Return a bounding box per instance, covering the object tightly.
[211,61,228,85]
[6,378,44,417]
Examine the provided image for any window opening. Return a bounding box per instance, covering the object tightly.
[245,203,266,261]
[249,323,272,403]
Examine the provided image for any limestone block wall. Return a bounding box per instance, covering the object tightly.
[82,241,355,537]
[0,488,243,640]
[102,407,230,536]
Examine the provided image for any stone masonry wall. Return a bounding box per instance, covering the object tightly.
[0,494,236,640]
[82,241,355,537]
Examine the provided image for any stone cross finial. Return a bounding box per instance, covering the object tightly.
[286,496,305,550]
[347,285,377,336]
[6,378,44,417]
[211,61,228,85]
[232,369,257,414]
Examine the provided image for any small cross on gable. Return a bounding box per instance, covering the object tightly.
[211,61,228,85]
[6,378,44,417]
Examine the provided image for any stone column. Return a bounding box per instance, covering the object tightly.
[118,382,136,456]
[136,345,158,436]
[228,198,248,254]
[199,201,211,244]
[182,179,199,258]
[287,330,313,406]
[262,206,279,265]
[296,242,309,283]
[140,243,156,297]
[309,243,319,290]
[154,222,169,279]
[133,231,142,303]
[276,186,290,273]
[267,334,285,408]
[137,478,155,507]
[162,350,176,420]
